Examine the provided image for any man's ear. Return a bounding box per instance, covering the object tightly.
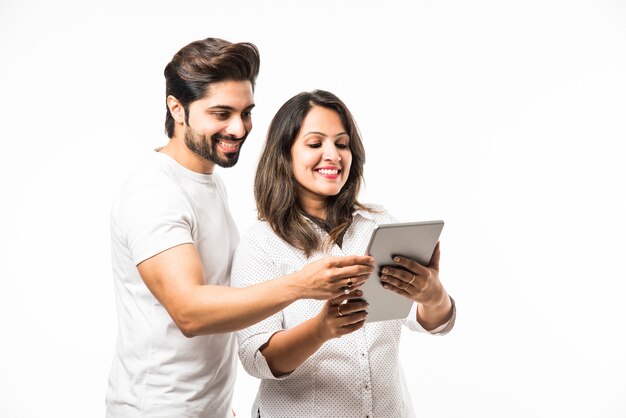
[166,95,186,124]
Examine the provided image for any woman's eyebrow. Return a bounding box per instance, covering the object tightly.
[303,131,348,138]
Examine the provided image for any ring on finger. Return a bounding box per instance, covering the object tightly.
[330,298,338,306]
[337,305,344,317]
[408,274,416,285]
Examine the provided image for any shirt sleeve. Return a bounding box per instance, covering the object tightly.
[116,185,194,265]
[403,296,456,335]
[231,230,291,380]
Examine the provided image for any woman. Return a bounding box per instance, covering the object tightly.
[232,90,455,418]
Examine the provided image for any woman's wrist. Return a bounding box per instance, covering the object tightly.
[416,290,453,331]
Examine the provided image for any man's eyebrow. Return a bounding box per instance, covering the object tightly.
[208,104,256,111]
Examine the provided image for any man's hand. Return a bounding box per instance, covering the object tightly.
[293,255,374,300]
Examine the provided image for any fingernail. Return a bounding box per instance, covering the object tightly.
[381,275,388,281]
[382,268,389,274]
[394,257,400,262]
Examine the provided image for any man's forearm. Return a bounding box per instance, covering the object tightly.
[173,273,303,336]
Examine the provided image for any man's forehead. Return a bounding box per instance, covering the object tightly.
[201,79,254,103]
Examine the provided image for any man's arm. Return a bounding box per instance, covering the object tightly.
[137,243,373,336]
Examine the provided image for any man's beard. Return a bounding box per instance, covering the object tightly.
[185,128,247,168]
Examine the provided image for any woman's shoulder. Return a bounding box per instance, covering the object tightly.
[356,203,396,224]
[239,220,277,244]
[359,202,387,213]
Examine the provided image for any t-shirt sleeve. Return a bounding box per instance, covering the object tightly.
[231,229,292,380]
[116,185,194,265]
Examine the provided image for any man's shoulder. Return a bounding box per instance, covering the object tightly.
[116,153,180,195]
[110,153,186,220]
[124,152,177,186]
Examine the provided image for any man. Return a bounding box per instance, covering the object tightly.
[106,38,374,418]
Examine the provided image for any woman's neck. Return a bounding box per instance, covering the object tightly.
[299,195,328,220]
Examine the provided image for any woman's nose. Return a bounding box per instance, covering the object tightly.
[322,143,341,161]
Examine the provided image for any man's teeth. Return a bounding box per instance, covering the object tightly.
[318,169,339,175]
[219,141,238,150]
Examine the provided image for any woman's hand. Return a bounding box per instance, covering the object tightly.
[378,242,445,305]
[379,242,453,330]
[314,289,369,342]
[259,289,369,377]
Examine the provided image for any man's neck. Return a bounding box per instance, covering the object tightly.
[160,137,215,174]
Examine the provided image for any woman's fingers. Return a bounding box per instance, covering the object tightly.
[325,294,369,337]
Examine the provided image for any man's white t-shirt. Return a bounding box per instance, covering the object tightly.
[106,151,239,418]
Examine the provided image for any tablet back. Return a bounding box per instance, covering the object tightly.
[362,220,444,322]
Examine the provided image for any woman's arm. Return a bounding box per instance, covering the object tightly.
[260,291,369,376]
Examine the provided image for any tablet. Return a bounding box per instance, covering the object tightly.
[361,220,444,322]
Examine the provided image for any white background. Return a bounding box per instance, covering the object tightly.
[1,1,625,417]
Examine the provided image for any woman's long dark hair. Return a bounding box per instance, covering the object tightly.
[254,90,368,256]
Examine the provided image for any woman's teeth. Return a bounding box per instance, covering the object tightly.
[318,169,339,175]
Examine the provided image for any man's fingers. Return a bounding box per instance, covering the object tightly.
[329,255,375,268]
[348,273,370,288]
[335,265,374,282]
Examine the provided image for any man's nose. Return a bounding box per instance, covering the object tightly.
[225,116,246,138]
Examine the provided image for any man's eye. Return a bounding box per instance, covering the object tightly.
[213,112,230,120]
[242,111,252,119]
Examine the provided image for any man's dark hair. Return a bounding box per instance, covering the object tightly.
[163,38,260,138]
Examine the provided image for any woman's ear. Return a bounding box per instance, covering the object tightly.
[166,95,185,124]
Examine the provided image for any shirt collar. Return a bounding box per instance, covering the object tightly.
[352,205,377,221]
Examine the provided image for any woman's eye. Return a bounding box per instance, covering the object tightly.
[336,143,349,149]
[308,143,322,148]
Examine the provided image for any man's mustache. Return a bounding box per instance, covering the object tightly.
[212,132,248,142]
